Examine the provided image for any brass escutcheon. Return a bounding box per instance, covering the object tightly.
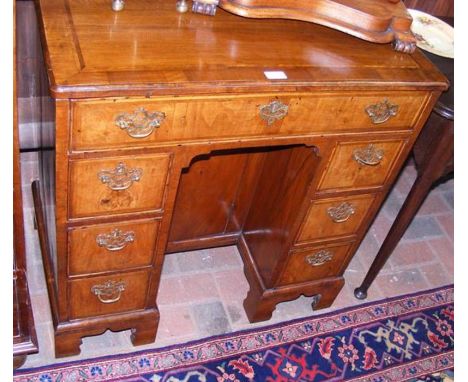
[365,99,399,124]
[96,229,135,251]
[305,250,334,267]
[91,280,126,304]
[115,107,166,139]
[97,162,143,191]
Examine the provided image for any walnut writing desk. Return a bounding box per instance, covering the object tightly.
[33,0,447,357]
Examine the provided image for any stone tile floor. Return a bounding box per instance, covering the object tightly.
[18,152,454,369]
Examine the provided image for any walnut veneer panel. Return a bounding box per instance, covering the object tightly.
[296,194,377,244]
[279,242,355,286]
[282,93,425,132]
[69,153,171,218]
[243,145,321,287]
[318,139,407,192]
[68,219,160,275]
[71,92,425,150]
[68,270,150,319]
[168,149,260,244]
[37,0,446,98]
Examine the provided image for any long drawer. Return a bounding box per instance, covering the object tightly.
[68,219,160,276]
[68,270,150,319]
[68,153,171,219]
[70,92,427,151]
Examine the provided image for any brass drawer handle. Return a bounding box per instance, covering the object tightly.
[96,229,135,251]
[91,280,126,304]
[98,162,143,191]
[365,99,398,124]
[259,100,288,125]
[115,107,166,139]
[305,250,334,267]
[353,144,384,166]
[327,202,355,223]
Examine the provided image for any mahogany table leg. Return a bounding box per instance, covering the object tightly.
[354,117,453,300]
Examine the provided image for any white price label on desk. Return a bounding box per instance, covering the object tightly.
[264,71,288,80]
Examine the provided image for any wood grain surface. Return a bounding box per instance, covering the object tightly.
[317,139,408,192]
[296,194,378,244]
[37,0,447,98]
[32,0,448,358]
[69,153,171,218]
[68,219,160,275]
[71,92,428,151]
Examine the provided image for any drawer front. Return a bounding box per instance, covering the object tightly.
[71,92,426,150]
[68,219,160,275]
[279,243,354,286]
[69,153,171,218]
[282,93,425,133]
[297,194,377,244]
[318,139,406,192]
[71,97,276,150]
[68,270,149,319]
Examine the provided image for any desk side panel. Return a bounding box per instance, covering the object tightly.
[243,145,321,287]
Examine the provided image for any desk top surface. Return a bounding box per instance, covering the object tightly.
[37,0,447,98]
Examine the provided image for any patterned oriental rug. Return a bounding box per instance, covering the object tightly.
[14,285,454,382]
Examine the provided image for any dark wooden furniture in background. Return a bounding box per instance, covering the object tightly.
[404,0,453,17]
[13,1,38,369]
[15,0,54,153]
[33,0,446,357]
[354,20,454,300]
